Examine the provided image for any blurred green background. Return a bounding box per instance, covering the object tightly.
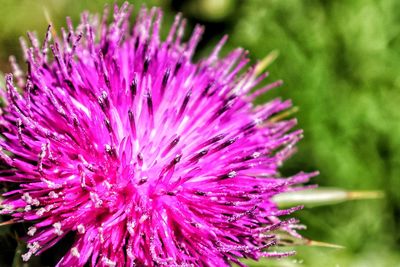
[0,0,399,266]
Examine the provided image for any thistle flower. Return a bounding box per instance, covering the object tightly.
[0,3,316,266]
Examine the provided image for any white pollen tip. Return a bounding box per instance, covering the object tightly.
[49,191,59,198]
[139,214,148,224]
[228,171,237,178]
[77,224,86,234]
[53,222,63,236]
[71,247,80,258]
[31,199,40,206]
[27,227,37,236]
[22,192,33,204]
[127,221,136,235]
[102,256,116,267]
[36,207,46,216]
[21,252,32,262]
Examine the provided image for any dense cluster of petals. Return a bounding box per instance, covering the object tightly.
[0,3,315,267]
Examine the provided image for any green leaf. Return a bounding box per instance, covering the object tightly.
[273,188,384,208]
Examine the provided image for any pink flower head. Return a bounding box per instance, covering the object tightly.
[0,3,316,267]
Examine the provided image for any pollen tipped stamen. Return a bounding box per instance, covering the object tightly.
[212,138,238,153]
[217,170,237,180]
[137,152,144,166]
[173,57,183,76]
[143,56,151,75]
[104,118,113,133]
[195,133,226,151]
[161,68,170,92]
[161,136,180,157]
[105,144,117,158]
[177,89,191,120]
[146,92,154,118]
[188,149,208,163]
[128,109,137,138]
[130,78,138,98]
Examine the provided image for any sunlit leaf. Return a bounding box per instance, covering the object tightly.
[274,188,384,208]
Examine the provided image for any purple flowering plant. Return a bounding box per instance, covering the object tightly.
[0,3,317,266]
